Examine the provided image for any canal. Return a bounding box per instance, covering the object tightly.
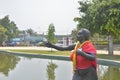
[0,51,120,80]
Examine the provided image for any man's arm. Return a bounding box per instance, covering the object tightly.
[44,42,75,51]
[52,44,75,51]
[76,49,95,61]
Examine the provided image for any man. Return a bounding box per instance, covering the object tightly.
[44,28,98,80]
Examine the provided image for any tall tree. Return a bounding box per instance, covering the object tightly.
[46,23,57,44]
[0,15,19,42]
[92,0,120,55]
[74,0,120,55]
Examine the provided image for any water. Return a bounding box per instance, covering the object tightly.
[0,53,120,80]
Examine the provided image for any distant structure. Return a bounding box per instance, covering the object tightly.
[63,37,72,46]
[55,35,73,46]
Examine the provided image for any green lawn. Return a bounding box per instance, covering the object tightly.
[7,49,120,61]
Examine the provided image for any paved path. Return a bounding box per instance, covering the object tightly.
[0,46,120,55]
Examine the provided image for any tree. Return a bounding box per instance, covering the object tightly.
[46,23,57,44]
[71,29,77,42]
[0,15,19,42]
[74,0,120,55]
[26,28,37,36]
[74,1,94,33]
[92,0,120,55]
[0,25,7,46]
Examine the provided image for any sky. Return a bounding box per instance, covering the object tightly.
[0,0,80,35]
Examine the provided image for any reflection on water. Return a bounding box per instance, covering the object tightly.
[97,65,120,80]
[0,53,120,80]
[46,60,58,80]
[0,53,20,76]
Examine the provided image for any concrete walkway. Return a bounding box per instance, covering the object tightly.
[0,46,120,55]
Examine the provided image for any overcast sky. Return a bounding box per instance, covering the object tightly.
[0,0,80,35]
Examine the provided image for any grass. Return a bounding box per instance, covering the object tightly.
[97,54,120,61]
[6,49,120,61]
[7,49,71,56]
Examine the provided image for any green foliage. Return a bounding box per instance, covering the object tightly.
[26,28,37,36]
[0,15,19,42]
[71,29,77,42]
[0,25,7,44]
[94,1,120,36]
[113,39,120,44]
[75,0,120,36]
[74,0,120,55]
[46,23,57,44]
